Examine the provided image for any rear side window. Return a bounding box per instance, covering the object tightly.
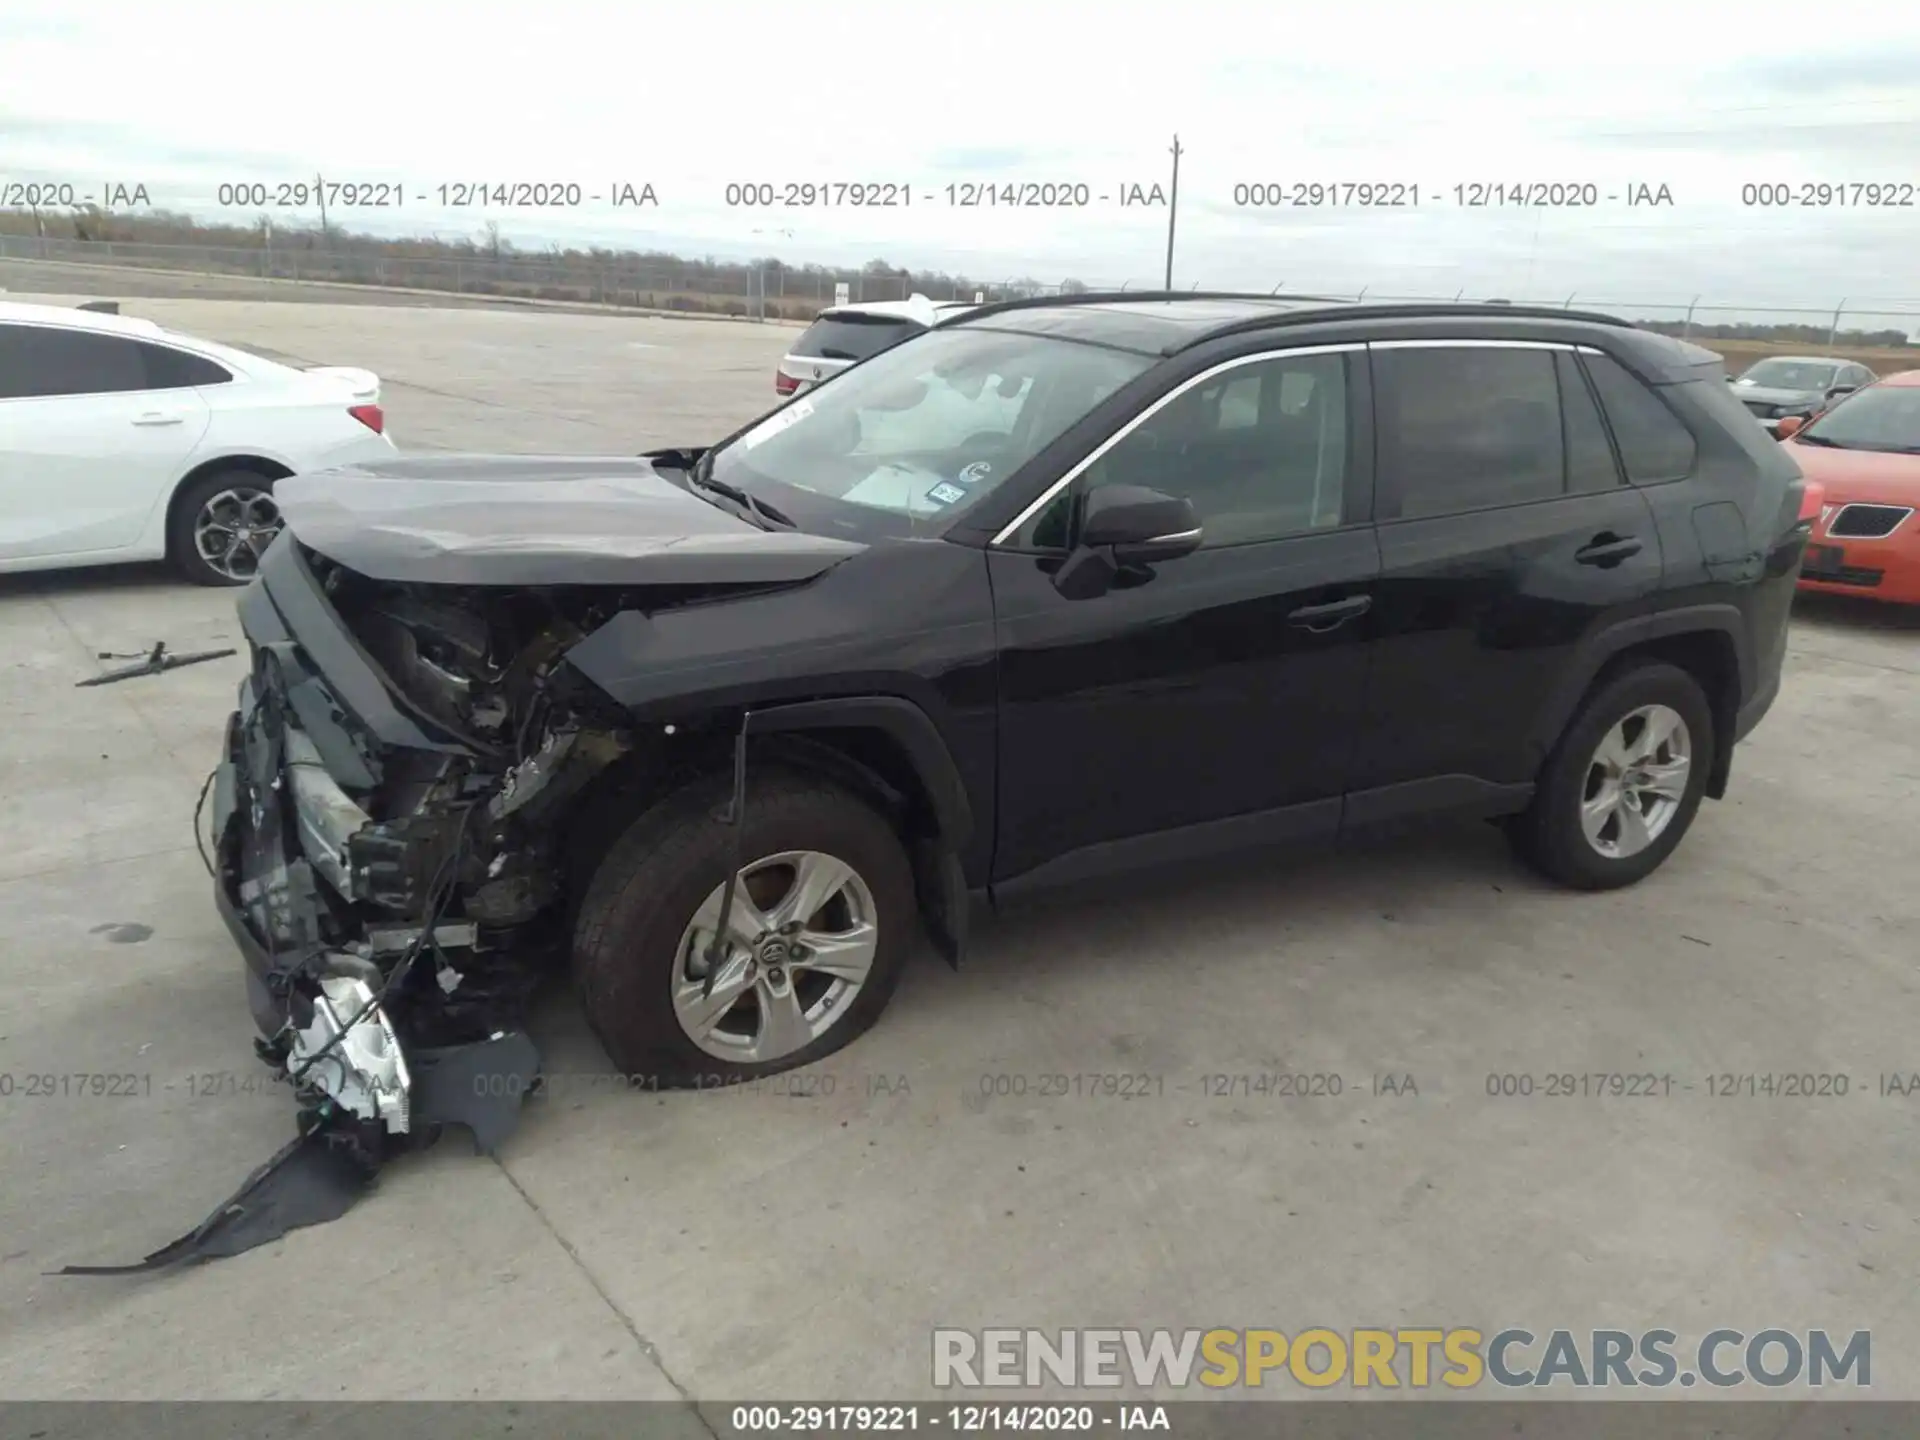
[1556,351,1621,493]
[1581,351,1698,483]
[0,324,148,398]
[140,341,232,388]
[1374,345,1566,518]
[793,314,923,363]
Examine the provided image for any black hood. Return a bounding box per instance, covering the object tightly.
[274,454,865,586]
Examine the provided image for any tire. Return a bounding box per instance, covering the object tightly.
[572,767,919,1087]
[167,469,283,586]
[1507,661,1716,891]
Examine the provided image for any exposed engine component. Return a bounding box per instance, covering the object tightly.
[285,729,370,894]
[490,728,629,823]
[67,564,731,1274]
[287,974,413,1133]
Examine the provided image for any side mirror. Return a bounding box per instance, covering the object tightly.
[1827,384,1857,399]
[1775,414,1805,438]
[1049,485,1201,599]
[1081,485,1202,564]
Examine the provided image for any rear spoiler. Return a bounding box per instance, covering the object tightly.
[302,365,381,402]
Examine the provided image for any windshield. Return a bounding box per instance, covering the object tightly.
[1735,359,1837,391]
[1798,384,1920,453]
[710,325,1154,536]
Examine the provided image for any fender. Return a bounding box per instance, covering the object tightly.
[1523,604,1752,787]
[749,695,974,968]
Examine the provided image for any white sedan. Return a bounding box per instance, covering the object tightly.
[0,301,397,585]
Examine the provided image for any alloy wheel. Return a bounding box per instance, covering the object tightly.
[1578,703,1692,860]
[194,487,282,582]
[670,849,880,1063]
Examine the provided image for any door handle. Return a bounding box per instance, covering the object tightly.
[1287,594,1372,632]
[132,411,184,426]
[1574,534,1642,567]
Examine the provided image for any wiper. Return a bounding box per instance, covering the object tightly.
[813,348,859,361]
[687,468,795,529]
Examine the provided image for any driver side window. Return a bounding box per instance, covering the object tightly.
[1031,351,1351,550]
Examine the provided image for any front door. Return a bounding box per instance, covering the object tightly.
[987,344,1381,888]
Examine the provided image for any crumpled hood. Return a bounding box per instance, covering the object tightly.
[274,454,865,585]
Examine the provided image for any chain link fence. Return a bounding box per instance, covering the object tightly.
[0,233,998,319]
[2,235,1917,354]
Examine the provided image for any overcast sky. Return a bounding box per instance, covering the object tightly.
[3,0,1918,326]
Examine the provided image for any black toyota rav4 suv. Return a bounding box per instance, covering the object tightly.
[212,293,1811,1153]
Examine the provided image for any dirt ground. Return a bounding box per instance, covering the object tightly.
[1705,338,1920,379]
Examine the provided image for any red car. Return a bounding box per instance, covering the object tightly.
[1778,369,1920,605]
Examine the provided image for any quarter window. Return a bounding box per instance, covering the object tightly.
[1580,351,1697,482]
[139,342,232,388]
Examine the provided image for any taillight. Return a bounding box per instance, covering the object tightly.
[349,403,385,434]
[1797,478,1824,526]
[774,371,799,396]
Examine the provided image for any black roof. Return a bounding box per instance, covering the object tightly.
[951,290,1638,357]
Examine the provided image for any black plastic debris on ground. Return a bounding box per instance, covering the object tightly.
[55,1127,371,1275]
[57,1030,542,1273]
[77,641,238,688]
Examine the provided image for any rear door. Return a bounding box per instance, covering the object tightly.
[0,324,214,560]
[1347,339,1663,821]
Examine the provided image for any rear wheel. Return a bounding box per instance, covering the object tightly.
[572,769,917,1086]
[168,469,282,586]
[1508,661,1715,890]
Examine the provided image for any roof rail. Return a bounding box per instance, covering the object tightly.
[954,289,1353,325]
[1177,301,1637,351]
[948,290,1638,348]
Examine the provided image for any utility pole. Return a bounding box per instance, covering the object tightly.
[1163,134,1182,290]
[315,172,330,244]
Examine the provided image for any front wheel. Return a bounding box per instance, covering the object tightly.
[1508,661,1716,890]
[572,769,918,1087]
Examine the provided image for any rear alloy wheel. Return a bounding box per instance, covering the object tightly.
[1577,704,1692,861]
[573,769,917,1086]
[1508,661,1715,890]
[169,470,283,586]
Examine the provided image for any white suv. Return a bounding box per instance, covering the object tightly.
[775,294,975,397]
[0,301,396,585]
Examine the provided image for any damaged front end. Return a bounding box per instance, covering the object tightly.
[71,538,667,1270]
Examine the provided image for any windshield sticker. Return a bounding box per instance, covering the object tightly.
[739,397,814,450]
[927,482,968,506]
[958,461,993,485]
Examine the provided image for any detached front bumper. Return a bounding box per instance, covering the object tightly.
[210,707,294,1038]
[209,537,544,1151]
